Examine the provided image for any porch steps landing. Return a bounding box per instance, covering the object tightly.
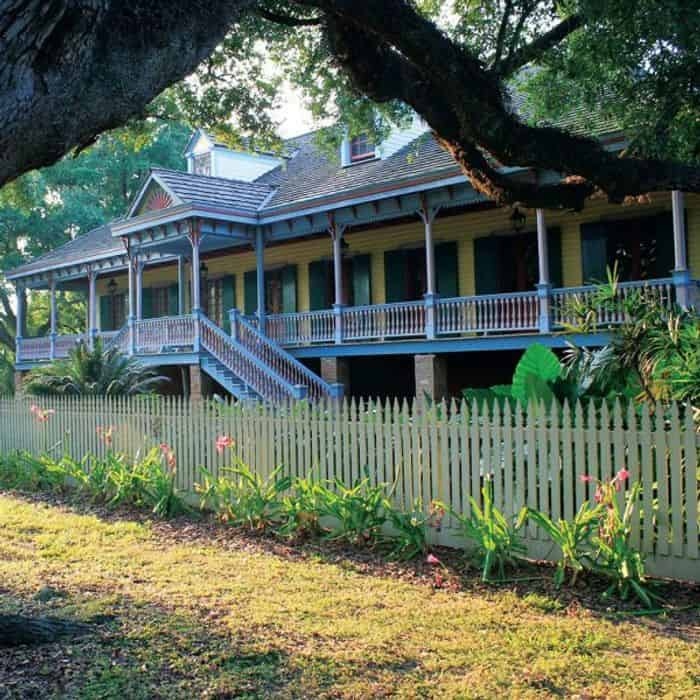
[199,353,260,402]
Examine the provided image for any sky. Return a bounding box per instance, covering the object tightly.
[271,81,318,139]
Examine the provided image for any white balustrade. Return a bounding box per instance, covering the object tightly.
[343,301,426,341]
[54,334,84,358]
[265,310,335,346]
[134,316,196,353]
[233,314,337,402]
[552,278,674,328]
[436,292,539,335]
[200,316,296,403]
[17,336,52,361]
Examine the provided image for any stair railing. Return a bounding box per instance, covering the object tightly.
[230,309,342,402]
[199,315,308,403]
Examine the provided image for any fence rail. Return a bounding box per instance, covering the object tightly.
[1,395,697,581]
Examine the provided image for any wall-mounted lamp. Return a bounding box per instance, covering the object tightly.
[107,278,117,295]
[509,207,526,233]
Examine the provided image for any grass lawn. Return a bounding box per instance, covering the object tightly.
[0,492,698,699]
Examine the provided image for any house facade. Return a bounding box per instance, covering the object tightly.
[7,119,700,402]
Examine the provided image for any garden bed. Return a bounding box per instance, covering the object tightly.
[1,489,699,698]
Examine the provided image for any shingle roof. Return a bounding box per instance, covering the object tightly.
[152,168,273,213]
[257,132,458,209]
[7,100,621,279]
[8,224,123,278]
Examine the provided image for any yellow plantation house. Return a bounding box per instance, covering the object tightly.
[7,119,700,402]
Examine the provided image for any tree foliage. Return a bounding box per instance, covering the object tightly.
[0,121,189,380]
[1,1,698,206]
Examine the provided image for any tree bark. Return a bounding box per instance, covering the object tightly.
[306,0,700,209]
[0,0,253,188]
[0,614,91,647]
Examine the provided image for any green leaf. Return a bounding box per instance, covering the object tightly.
[511,344,562,404]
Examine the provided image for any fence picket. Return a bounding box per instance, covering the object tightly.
[0,394,697,581]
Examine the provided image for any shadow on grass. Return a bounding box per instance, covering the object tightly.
[1,585,417,700]
[4,488,700,645]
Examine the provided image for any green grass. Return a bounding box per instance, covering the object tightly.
[0,493,698,699]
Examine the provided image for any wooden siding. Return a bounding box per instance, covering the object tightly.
[95,192,700,320]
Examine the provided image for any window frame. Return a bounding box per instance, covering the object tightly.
[349,134,375,162]
[192,152,212,176]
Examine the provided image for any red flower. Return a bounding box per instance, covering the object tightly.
[579,474,594,483]
[594,486,604,504]
[616,468,630,482]
[216,435,235,455]
[426,553,441,566]
[96,425,114,447]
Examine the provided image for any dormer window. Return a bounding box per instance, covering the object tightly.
[350,134,375,162]
[193,153,212,176]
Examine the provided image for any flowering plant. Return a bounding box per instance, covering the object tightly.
[30,404,55,423]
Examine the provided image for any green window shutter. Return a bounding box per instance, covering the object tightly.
[222,275,236,332]
[352,255,372,306]
[168,285,178,316]
[244,270,257,315]
[580,222,609,283]
[547,227,563,288]
[435,242,458,297]
[281,265,297,313]
[384,250,407,303]
[99,295,113,332]
[142,288,153,319]
[653,212,675,278]
[309,260,330,311]
[473,237,501,295]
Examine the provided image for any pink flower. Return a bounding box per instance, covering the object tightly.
[616,468,630,482]
[30,405,55,423]
[579,474,594,483]
[426,553,441,566]
[216,435,235,455]
[96,425,114,447]
[159,443,176,469]
[594,486,604,504]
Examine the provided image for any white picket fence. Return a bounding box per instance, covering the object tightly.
[0,395,698,581]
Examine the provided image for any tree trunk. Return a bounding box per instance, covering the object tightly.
[0,614,91,647]
[0,0,253,187]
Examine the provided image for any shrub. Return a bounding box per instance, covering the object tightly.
[319,474,391,546]
[0,451,66,492]
[277,475,327,538]
[196,464,291,530]
[444,479,527,582]
[384,500,444,561]
[527,502,600,587]
[586,474,659,607]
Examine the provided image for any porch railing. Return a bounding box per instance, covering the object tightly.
[551,278,674,327]
[436,291,538,335]
[343,300,426,341]
[133,316,196,354]
[231,311,339,402]
[265,310,335,345]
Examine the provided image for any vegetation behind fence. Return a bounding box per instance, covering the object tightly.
[1,395,698,581]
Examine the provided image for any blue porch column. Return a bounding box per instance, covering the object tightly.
[135,257,144,321]
[671,190,693,309]
[15,282,25,363]
[190,225,202,352]
[49,277,57,359]
[87,269,98,348]
[255,228,266,334]
[127,255,136,355]
[177,255,186,315]
[535,208,552,333]
[329,215,346,344]
[420,198,440,339]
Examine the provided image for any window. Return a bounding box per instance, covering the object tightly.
[112,293,127,329]
[206,279,224,326]
[350,134,375,162]
[151,287,170,318]
[193,153,212,176]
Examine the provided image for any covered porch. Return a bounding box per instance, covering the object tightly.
[13,189,697,367]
